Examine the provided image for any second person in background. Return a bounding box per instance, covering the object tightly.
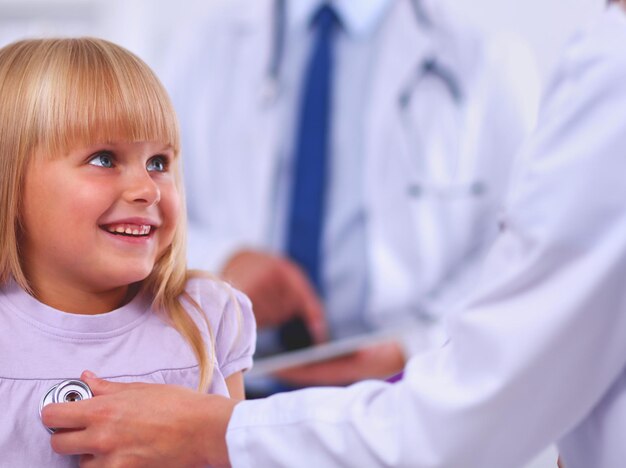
[164,0,540,389]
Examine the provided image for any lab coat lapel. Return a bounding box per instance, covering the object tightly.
[363,0,436,316]
[363,0,435,191]
[222,0,284,246]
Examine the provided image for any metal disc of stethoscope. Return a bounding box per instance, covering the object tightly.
[39,379,93,433]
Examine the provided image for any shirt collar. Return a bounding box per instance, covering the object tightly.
[288,0,393,36]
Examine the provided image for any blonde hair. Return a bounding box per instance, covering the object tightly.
[0,37,213,391]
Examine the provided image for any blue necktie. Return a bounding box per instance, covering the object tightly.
[280,5,339,351]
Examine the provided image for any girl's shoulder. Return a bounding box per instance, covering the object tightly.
[182,274,253,330]
[183,273,257,372]
[184,273,251,312]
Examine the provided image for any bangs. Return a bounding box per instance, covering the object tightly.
[29,38,179,158]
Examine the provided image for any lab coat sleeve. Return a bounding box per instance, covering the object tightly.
[226,12,626,467]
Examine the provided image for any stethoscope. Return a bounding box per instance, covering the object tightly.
[398,58,487,201]
[39,379,92,433]
[260,0,459,106]
[260,0,486,199]
[258,0,286,106]
[397,1,487,200]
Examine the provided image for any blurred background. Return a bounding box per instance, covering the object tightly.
[0,0,604,84]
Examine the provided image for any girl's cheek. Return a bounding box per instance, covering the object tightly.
[162,184,182,224]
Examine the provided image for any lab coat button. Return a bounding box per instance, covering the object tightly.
[408,184,422,197]
[471,181,486,197]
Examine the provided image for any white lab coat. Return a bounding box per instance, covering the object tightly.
[226,5,626,467]
[165,0,540,349]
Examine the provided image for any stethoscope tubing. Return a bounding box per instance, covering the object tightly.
[262,0,445,106]
[262,0,481,198]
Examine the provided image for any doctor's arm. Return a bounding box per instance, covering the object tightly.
[220,249,327,341]
[222,33,626,466]
[44,374,235,468]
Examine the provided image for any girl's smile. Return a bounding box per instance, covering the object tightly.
[20,140,180,314]
[102,222,154,237]
[99,217,161,245]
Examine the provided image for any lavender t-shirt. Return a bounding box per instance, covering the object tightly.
[0,277,256,467]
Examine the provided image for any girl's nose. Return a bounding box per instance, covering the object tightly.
[123,171,161,206]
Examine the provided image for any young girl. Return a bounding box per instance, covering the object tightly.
[0,37,256,466]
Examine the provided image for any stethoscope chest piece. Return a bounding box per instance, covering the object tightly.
[39,379,93,433]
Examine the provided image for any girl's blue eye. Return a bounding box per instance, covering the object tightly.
[147,156,167,172]
[88,152,114,168]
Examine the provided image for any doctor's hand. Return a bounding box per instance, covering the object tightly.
[222,249,328,342]
[43,372,237,468]
[274,340,406,386]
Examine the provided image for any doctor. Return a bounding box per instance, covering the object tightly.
[44,2,626,466]
[164,0,540,382]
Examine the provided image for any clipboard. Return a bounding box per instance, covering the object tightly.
[246,324,442,378]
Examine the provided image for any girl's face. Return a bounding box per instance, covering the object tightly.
[20,140,180,313]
